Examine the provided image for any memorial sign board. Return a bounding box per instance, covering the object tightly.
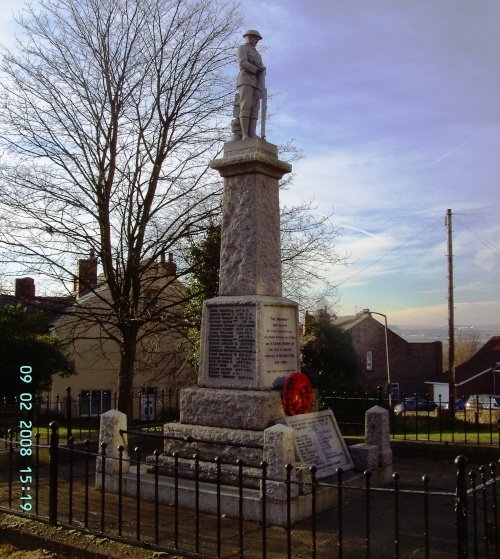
[200,296,300,390]
[261,305,298,377]
[207,305,256,384]
[286,410,354,477]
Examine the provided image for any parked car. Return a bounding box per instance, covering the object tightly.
[443,397,467,411]
[465,394,500,410]
[394,397,437,415]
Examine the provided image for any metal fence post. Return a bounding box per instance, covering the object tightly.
[377,385,384,406]
[490,461,498,559]
[66,386,72,441]
[455,455,468,559]
[261,460,268,559]
[68,435,74,524]
[49,421,59,526]
[7,429,13,508]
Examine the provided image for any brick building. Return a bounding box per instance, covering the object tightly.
[50,252,193,420]
[306,309,443,398]
[455,336,500,395]
[3,253,193,420]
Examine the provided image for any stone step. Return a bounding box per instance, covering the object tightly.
[145,454,263,489]
[163,422,264,468]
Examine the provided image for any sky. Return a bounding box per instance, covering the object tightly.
[0,1,499,328]
[236,0,500,327]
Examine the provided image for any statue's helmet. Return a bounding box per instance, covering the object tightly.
[243,29,263,40]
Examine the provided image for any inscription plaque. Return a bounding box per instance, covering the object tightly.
[262,305,297,376]
[286,410,354,477]
[207,305,256,381]
[201,297,300,389]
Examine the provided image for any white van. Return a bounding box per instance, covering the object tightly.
[465,394,500,410]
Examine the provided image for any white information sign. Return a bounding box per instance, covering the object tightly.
[286,410,354,478]
[261,305,298,377]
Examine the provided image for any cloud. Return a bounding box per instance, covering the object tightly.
[387,300,500,328]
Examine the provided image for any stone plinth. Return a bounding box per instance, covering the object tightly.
[210,138,291,297]
[180,387,285,430]
[199,295,300,390]
[365,405,393,467]
[96,410,129,475]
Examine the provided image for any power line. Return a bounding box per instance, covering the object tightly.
[455,206,500,221]
[454,217,500,255]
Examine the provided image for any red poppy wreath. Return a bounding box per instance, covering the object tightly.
[281,372,313,416]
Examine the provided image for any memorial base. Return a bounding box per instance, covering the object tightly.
[162,421,264,468]
[179,387,285,431]
[96,465,344,526]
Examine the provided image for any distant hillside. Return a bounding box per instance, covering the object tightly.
[393,326,500,345]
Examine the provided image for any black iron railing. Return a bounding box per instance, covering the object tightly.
[0,422,498,558]
[324,388,500,447]
[1,386,181,442]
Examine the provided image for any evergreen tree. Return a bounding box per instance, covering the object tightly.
[0,304,73,398]
[185,225,221,364]
[301,317,361,400]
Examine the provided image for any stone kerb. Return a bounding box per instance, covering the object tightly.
[349,443,379,471]
[96,409,130,476]
[365,405,393,467]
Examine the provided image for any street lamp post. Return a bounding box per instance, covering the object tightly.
[367,310,392,406]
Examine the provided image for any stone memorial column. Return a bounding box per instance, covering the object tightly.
[162,30,299,486]
[198,138,297,392]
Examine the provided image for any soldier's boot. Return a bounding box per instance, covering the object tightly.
[249,118,258,138]
[240,117,250,140]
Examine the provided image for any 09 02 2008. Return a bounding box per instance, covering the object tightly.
[19,365,34,512]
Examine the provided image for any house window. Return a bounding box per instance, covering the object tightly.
[140,387,157,421]
[366,350,373,371]
[79,390,112,416]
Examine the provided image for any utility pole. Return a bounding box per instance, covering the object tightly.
[445,208,456,414]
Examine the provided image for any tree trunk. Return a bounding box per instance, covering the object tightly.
[117,327,139,418]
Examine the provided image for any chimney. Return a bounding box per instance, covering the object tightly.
[304,310,313,329]
[15,277,36,299]
[77,252,98,296]
[318,307,331,323]
[162,252,177,276]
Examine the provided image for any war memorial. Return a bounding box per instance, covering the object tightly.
[96,29,391,527]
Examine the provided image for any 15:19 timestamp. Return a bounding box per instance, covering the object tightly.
[19,365,34,512]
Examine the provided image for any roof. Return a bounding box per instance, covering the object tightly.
[0,293,73,314]
[455,336,500,384]
[331,314,370,330]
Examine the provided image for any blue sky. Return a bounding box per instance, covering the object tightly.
[238,0,500,327]
[1,1,499,327]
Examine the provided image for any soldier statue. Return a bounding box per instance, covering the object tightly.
[232,30,266,141]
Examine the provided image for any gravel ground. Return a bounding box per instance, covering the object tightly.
[0,513,182,559]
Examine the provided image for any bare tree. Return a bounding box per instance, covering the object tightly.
[280,201,346,311]
[0,0,348,416]
[0,0,241,415]
[443,332,481,371]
